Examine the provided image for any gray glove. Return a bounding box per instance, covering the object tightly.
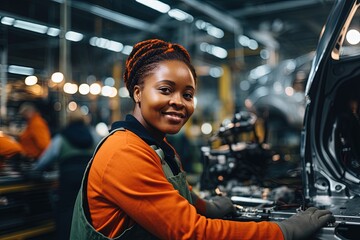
[276,207,335,240]
[205,195,235,219]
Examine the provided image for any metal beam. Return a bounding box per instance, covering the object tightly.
[52,0,159,33]
[231,0,331,18]
[0,28,8,121]
[180,0,241,32]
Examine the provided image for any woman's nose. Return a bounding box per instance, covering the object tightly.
[169,94,184,107]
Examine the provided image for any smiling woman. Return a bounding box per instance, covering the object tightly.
[132,61,196,137]
[125,39,197,139]
[69,39,334,240]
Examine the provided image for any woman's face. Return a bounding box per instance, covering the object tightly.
[133,60,196,139]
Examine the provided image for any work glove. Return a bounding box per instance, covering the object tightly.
[205,195,235,219]
[276,207,335,240]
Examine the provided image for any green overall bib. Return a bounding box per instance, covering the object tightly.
[70,128,192,240]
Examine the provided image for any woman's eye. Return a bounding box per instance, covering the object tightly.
[159,87,171,94]
[184,93,194,100]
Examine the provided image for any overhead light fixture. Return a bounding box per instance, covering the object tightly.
[248,39,259,50]
[260,49,270,60]
[168,9,193,23]
[199,42,227,59]
[1,16,15,25]
[195,20,224,39]
[8,65,34,75]
[107,41,123,52]
[206,26,224,39]
[90,37,105,47]
[212,46,227,59]
[13,19,48,34]
[210,45,227,59]
[65,31,83,42]
[209,67,224,78]
[90,83,101,95]
[1,15,60,37]
[249,65,271,80]
[89,37,124,52]
[122,45,133,55]
[25,75,38,86]
[63,82,78,94]
[104,77,115,87]
[51,72,64,83]
[47,27,60,36]
[238,35,259,50]
[119,87,130,98]
[135,0,170,13]
[79,83,90,95]
[101,86,117,97]
[238,35,250,47]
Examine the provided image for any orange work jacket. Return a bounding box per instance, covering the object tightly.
[87,129,284,240]
[19,113,51,159]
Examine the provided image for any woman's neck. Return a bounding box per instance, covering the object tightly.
[132,110,165,143]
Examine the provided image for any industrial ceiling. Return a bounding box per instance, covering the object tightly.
[0,0,335,81]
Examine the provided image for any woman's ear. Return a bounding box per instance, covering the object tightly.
[133,85,141,103]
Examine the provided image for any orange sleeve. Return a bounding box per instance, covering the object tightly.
[30,114,51,151]
[0,134,24,158]
[88,130,284,240]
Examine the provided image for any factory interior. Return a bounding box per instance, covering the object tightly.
[2,0,360,239]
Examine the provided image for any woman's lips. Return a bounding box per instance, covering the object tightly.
[163,112,185,123]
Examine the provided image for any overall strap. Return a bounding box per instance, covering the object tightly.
[91,127,126,158]
[150,145,180,178]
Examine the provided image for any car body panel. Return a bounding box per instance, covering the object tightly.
[302,0,360,199]
[301,0,360,237]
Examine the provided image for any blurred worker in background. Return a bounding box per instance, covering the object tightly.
[18,102,51,160]
[0,131,27,170]
[0,132,24,160]
[33,108,101,240]
[70,39,334,240]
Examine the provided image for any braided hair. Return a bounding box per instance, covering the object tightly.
[124,39,197,100]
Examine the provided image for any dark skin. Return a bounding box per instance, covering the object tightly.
[132,60,196,142]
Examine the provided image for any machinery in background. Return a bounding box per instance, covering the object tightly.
[199,110,302,207]
[201,1,360,238]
